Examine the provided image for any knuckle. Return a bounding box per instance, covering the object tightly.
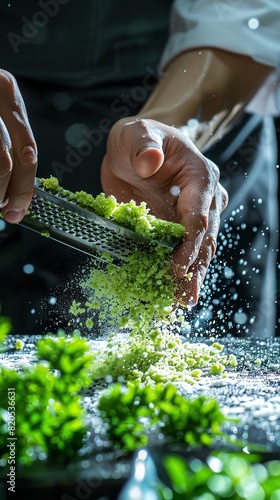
[18,143,38,167]
[207,159,220,182]
[198,213,209,233]
[205,234,217,261]
[198,157,220,187]
[0,150,12,177]
[218,182,229,211]
[0,70,28,118]
[0,69,18,96]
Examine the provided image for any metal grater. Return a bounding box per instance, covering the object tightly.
[17,179,181,266]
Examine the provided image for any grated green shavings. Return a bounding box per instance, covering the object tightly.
[41,230,50,238]
[72,246,189,334]
[39,175,189,334]
[40,176,237,386]
[89,328,237,385]
[39,176,185,241]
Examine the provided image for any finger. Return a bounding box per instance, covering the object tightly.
[172,157,221,278]
[0,71,37,223]
[176,233,216,307]
[132,146,164,178]
[172,211,209,279]
[0,117,12,207]
[118,118,165,178]
[175,184,228,307]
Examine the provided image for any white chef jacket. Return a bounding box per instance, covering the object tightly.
[160,0,280,116]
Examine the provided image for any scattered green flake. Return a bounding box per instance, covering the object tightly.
[41,230,50,238]
[209,362,225,374]
[69,300,86,316]
[85,319,94,329]
[90,328,236,385]
[15,339,25,350]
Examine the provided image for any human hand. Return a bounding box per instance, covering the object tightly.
[0,69,37,223]
[101,117,228,307]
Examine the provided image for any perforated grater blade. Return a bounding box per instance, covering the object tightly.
[18,179,181,266]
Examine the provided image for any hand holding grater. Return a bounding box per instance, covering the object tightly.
[16,178,181,266]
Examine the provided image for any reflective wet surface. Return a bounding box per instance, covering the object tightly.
[0,334,279,498]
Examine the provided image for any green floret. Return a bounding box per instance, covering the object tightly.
[209,362,225,374]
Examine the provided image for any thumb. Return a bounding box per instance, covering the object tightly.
[132,145,164,178]
[118,118,165,178]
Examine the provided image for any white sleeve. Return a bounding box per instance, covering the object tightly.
[160,0,280,116]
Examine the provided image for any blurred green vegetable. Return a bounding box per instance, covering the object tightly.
[97,380,231,453]
[0,331,94,467]
[0,315,11,345]
[160,451,280,499]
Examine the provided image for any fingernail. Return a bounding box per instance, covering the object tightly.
[0,198,9,209]
[4,208,25,223]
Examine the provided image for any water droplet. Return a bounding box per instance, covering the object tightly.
[234,312,247,325]
[224,267,234,279]
[23,264,34,274]
[65,123,89,147]
[170,185,180,196]
[248,17,259,29]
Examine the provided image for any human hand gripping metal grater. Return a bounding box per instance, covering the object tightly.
[14,178,181,266]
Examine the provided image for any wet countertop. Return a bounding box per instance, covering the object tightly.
[0,334,279,498]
